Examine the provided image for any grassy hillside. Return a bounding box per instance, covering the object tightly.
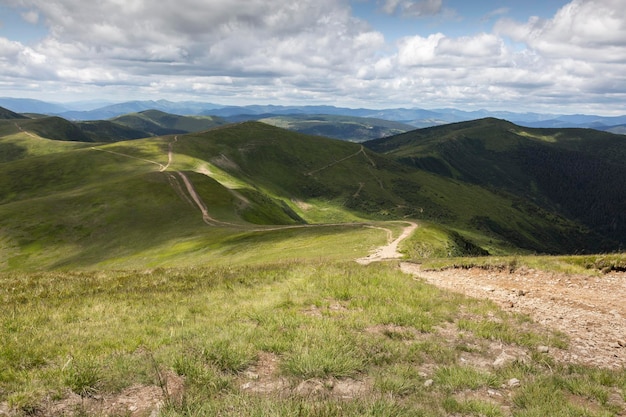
[75,120,150,142]
[0,105,28,119]
[2,115,626,415]
[259,114,414,142]
[1,119,616,270]
[366,118,626,250]
[0,126,397,270]
[3,261,625,416]
[112,110,227,136]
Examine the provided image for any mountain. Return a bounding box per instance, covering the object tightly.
[0,109,229,144]
[0,98,69,114]
[111,109,227,136]
[3,97,626,130]
[2,117,621,270]
[258,114,415,142]
[57,100,224,120]
[0,105,28,119]
[605,124,626,135]
[365,118,626,250]
[75,120,153,142]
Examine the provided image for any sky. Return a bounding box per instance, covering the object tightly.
[0,0,625,115]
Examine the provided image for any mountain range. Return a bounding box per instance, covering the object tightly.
[2,103,625,270]
[2,97,626,133]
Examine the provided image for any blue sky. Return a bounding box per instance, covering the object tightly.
[0,0,624,115]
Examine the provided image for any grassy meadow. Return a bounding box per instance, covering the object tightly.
[2,257,626,416]
[2,118,626,415]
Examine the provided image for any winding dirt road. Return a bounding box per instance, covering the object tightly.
[355,221,418,265]
[354,222,626,369]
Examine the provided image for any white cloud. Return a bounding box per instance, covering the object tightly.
[495,0,626,61]
[0,0,625,114]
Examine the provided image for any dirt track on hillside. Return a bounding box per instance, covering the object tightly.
[356,222,418,265]
[401,263,626,369]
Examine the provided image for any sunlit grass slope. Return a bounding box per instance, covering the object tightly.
[174,122,597,254]
[1,119,613,270]
[0,129,393,270]
[2,261,623,416]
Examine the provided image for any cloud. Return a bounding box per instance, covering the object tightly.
[0,0,625,114]
[380,0,442,17]
[20,10,39,24]
[1,0,384,87]
[495,0,626,62]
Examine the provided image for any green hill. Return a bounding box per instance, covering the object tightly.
[258,114,414,142]
[365,118,626,249]
[0,105,28,119]
[112,109,227,136]
[76,120,151,142]
[1,120,617,270]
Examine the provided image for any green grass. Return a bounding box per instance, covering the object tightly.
[417,253,626,276]
[2,262,624,416]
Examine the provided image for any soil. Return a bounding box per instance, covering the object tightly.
[400,263,626,369]
[356,222,418,265]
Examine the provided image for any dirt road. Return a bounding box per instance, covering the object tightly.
[401,263,626,369]
[356,222,418,265]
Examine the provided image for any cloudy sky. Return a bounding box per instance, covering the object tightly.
[0,0,624,114]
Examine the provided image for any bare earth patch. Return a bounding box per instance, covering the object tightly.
[401,263,626,369]
[21,371,185,417]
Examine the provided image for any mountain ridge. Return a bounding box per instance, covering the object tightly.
[1,97,624,130]
[2,110,624,270]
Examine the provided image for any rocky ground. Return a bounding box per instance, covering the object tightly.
[401,262,626,369]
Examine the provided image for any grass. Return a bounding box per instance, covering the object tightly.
[2,261,624,416]
[417,253,626,276]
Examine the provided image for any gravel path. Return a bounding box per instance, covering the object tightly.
[401,263,626,369]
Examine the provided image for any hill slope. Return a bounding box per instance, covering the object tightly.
[258,114,414,142]
[1,120,620,270]
[0,105,28,119]
[365,118,626,249]
[111,110,227,135]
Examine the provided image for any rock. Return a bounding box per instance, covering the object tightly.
[488,389,502,397]
[493,351,516,367]
[508,378,521,388]
[537,345,550,353]
[244,371,259,380]
[618,340,626,347]
[424,379,434,387]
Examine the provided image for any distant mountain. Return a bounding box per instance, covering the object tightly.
[58,100,223,120]
[3,97,625,130]
[0,98,69,114]
[517,114,626,129]
[604,125,626,135]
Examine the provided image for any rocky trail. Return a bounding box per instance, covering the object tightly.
[401,262,626,369]
[358,225,626,369]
